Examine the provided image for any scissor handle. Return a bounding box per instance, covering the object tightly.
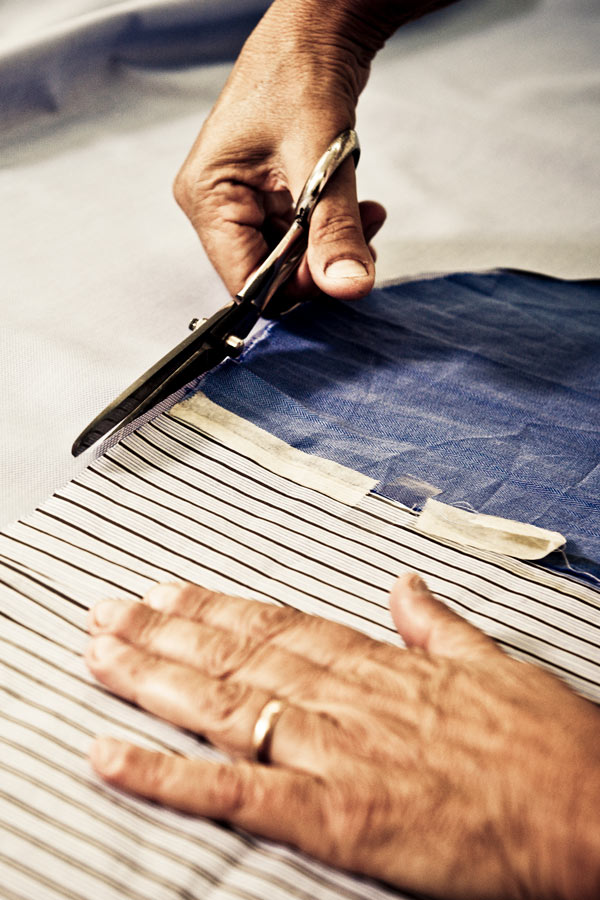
[235,128,360,319]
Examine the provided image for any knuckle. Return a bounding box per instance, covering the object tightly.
[116,602,165,649]
[209,762,251,817]
[118,601,152,640]
[141,751,174,797]
[127,646,161,689]
[103,741,140,781]
[172,168,193,211]
[187,585,222,619]
[207,680,252,729]
[323,779,357,864]
[160,580,192,600]
[89,634,130,672]
[246,603,300,642]
[324,773,389,868]
[134,616,162,651]
[310,212,364,248]
[145,581,184,614]
[201,632,247,679]
[173,167,211,223]
[145,581,215,618]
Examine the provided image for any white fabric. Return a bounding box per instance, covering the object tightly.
[1,0,599,524]
[1,411,599,899]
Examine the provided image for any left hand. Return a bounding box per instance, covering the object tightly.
[85,573,600,900]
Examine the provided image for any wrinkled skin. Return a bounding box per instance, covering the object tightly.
[89,3,600,897]
[172,0,449,303]
[86,573,600,900]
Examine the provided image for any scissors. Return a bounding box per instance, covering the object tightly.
[72,128,360,457]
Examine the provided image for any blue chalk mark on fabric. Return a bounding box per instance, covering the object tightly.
[194,270,600,581]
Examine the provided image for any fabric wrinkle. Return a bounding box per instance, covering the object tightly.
[197,271,600,579]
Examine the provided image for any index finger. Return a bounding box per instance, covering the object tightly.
[143,582,405,679]
[174,171,271,295]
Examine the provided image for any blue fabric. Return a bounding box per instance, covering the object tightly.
[195,271,600,580]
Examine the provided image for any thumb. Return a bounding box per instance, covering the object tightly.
[305,157,379,301]
[389,572,500,662]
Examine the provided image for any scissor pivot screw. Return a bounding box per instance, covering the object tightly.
[188,317,207,331]
[224,335,244,357]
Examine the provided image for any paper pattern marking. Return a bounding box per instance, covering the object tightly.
[0,411,599,900]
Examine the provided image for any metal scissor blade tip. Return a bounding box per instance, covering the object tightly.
[71,400,131,456]
[69,302,252,457]
[71,435,87,457]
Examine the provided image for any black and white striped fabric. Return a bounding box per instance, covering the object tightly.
[1,412,599,900]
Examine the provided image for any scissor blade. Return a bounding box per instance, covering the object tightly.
[71,340,220,456]
[71,302,254,456]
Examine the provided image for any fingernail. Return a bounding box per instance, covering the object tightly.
[87,634,120,663]
[407,573,427,592]
[145,582,180,610]
[91,599,121,628]
[324,258,368,279]
[90,737,118,771]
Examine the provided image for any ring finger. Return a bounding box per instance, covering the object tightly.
[89,597,424,728]
[85,633,338,771]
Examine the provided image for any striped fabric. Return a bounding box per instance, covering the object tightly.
[1,412,599,900]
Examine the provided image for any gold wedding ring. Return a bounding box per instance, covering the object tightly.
[251,698,286,765]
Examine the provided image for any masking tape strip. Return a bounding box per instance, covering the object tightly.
[415,498,565,560]
[170,392,377,506]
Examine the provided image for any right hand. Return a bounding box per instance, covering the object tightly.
[173,0,389,305]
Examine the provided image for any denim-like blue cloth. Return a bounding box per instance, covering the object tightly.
[195,271,600,580]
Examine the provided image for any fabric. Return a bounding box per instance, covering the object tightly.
[197,270,600,579]
[171,392,377,505]
[1,411,599,899]
[2,0,600,524]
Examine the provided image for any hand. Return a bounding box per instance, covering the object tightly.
[86,573,600,900]
[173,0,395,304]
